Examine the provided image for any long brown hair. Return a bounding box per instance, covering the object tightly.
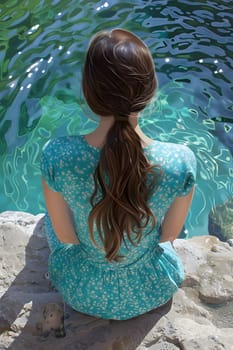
[82,29,160,261]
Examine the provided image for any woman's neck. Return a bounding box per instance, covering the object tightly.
[85,114,154,148]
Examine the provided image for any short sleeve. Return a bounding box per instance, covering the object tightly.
[40,141,59,192]
[177,146,197,197]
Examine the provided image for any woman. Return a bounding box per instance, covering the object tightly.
[40,28,196,320]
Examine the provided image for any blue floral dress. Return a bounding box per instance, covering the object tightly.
[40,135,196,320]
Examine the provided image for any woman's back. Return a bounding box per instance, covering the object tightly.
[41,134,195,264]
[41,28,196,320]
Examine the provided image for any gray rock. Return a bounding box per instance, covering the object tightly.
[0,212,233,350]
[147,341,180,349]
[208,196,233,241]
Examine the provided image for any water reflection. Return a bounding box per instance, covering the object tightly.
[0,0,232,238]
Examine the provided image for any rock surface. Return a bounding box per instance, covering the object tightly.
[208,196,233,241]
[0,211,233,350]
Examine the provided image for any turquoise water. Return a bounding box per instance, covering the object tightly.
[0,0,232,237]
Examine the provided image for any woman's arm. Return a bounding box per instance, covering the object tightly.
[42,179,79,244]
[160,186,195,243]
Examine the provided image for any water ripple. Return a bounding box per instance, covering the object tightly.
[0,0,232,237]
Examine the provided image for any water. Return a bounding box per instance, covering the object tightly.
[0,0,232,237]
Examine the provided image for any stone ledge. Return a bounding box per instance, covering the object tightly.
[0,211,233,350]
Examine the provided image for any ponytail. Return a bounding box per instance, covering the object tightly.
[83,28,160,261]
[88,117,160,261]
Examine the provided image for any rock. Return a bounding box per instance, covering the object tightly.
[174,236,233,305]
[0,211,233,350]
[208,196,233,241]
[147,341,180,349]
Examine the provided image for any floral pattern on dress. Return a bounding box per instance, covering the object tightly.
[40,135,196,320]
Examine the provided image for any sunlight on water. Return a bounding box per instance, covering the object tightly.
[0,0,232,238]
